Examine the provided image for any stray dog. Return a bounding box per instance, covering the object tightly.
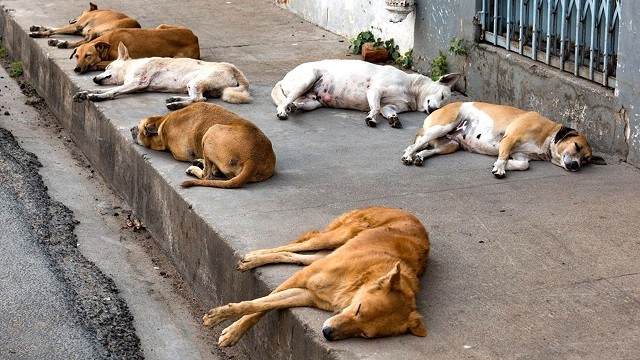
[271,59,461,128]
[73,43,251,109]
[401,102,606,178]
[70,25,200,73]
[131,102,275,189]
[203,206,430,347]
[29,2,140,49]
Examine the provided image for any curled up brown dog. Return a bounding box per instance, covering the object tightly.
[131,102,276,189]
[203,206,430,347]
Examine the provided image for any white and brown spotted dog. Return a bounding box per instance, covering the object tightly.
[73,43,250,109]
[402,102,606,178]
[29,2,140,49]
[272,59,461,128]
[203,206,429,347]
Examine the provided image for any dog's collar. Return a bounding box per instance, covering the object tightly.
[554,126,579,144]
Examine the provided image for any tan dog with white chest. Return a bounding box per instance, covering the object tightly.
[402,102,606,178]
[70,25,200,73]
[203,206,430,347]
[131,102,275,189]
[29,2,140,49]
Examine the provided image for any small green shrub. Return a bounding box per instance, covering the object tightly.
[0,46,8,58]
[431,50,447,80]
[350,30,383,55]
[449,36,466,56]
[9,61,23,77]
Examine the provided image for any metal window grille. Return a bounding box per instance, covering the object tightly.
[479,0,620,87]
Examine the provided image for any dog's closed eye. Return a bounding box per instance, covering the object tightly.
[355,303,361,316]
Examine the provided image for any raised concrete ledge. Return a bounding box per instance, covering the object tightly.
[3,1,640,359]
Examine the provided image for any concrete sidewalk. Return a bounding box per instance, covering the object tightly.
[2,0,639,359]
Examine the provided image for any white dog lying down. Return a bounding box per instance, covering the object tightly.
[271,59,461,128]
[73,43,250,109]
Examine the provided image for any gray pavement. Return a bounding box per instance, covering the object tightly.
[2,0,640,359]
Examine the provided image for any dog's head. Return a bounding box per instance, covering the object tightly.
[420,73,461,114]
[71,41,111,73]
[321,262,426,341]
[92,42,130,85]
[551,126,606,171]
[130,115,167,150]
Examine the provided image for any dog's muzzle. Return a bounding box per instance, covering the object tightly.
[130,126,139,143]
[566,160,580,171]
[74,67,82,73]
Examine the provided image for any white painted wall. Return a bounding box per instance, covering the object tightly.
[277,0,415,53]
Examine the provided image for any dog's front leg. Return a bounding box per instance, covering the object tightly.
[86,82,144,102]
[365,89,382,127]
[219,313,266,347]
[203,288,314,328]
[492,136,519,178]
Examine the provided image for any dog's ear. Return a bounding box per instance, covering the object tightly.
[590,155,607,165]
[89,2,98,11]
[144,123,159,136]
[437,73,462,88]
[377,262,402,292]
[554,126,578,144]
[94,42,111,58]
[69,48,77,60]
[408,311,427,337]
[117,42,130,60]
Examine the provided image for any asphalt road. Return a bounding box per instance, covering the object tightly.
[0,61,231,358]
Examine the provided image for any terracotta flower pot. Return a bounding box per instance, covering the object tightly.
[361,42,388,63]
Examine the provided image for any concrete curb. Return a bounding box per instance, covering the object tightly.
[0,7,344,360]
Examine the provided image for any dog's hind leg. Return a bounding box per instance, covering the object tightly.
[381,104,402,128]
[166,78,206,110]
[237,250,331,271]
[29,23,81,38]
[364,88,383,127]
[276,73,319,120]
[402,122,458,165]
[412,138,460,166]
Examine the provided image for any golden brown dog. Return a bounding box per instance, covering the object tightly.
[29,2,140,49]
[70,25,200,73]
[203,206,430,347]
[131,102,275,189]
[402,101,606,178]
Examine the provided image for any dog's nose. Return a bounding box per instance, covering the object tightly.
[74,67,81,73]
[568,160,580,171]
[130,126,138,141]
[322,326,335,341]
[93,77,101,84]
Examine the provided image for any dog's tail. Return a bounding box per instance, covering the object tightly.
[270,81,286,106]
[222,64,251,104]
[181,161,265,189]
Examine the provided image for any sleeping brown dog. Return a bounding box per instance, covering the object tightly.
[70,25,200,73]
[203,206,430,347]
[131,102,275,189]
[29,2,140,49]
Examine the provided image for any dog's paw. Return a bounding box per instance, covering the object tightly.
[192,159,205,169]
[202,307,229,328]
[47,39,60,47]
[86,93,105,102]
[166,102,185,111]
[388,115,402,129]
[491,161,507,179]
[285,103,298,114]
[73,91,88,102]
[413,156,424,166]
[277,111,288,120]
[56,40,70,49]
[29,32,44,38]
[401,155,414,165]
[219,322,247,347]
[237,256,260,272]
[165,96,181,103]
[186,165,204,178]
[29,25,45,32]
[365,117,377,128]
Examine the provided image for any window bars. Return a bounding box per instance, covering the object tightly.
[480,0,620,87]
